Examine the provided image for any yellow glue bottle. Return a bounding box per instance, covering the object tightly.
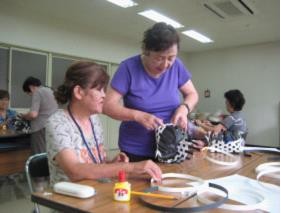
[113,170,131,201]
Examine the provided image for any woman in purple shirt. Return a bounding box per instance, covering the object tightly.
[103,23,199,161]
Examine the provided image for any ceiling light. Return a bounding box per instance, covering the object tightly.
[182,30,213,43]
[106,0,138,8]
[138,10,184,29]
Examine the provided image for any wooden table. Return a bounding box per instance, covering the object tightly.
[0,129,29,138]
[0,129,31,176]
[32,152,279,212]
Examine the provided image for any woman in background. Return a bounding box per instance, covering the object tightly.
[21,77,58,154]
[0,90,17,130]
[196,89,247,138]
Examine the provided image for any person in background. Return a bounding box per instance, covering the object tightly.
[21,77,58,154]
[196,89,247,138]
[0,90,17,130]
[103,22,199,162]
[46,61,162,186]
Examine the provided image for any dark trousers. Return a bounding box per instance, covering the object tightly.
[31,128,46,154]
[122,151,157,162]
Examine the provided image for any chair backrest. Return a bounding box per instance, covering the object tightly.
[25,153,49,193]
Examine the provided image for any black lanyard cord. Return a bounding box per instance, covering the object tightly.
[90,119,103,163]
[67,105,103,164]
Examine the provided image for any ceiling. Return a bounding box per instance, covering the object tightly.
[1,0,280,53]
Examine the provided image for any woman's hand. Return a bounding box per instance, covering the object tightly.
[132,160,162,183]
[134,111,163,130]
[171,105,188,131]
[112,152,129,163]
[195,119,202,126]
[192,140,207,149]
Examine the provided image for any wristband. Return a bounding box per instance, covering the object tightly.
[181,103,190,114]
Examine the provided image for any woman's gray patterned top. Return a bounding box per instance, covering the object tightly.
[46,109,106,186]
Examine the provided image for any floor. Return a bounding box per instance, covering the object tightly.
[0,149,119,213]
[0,174,51,213]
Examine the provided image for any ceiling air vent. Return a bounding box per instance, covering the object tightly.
[203,0,257,19]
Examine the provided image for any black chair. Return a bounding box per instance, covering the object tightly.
[25,153,49,213]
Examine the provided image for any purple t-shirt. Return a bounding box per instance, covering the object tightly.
[111,55,191,157]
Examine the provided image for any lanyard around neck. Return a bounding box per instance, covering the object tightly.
[67,105,103,164]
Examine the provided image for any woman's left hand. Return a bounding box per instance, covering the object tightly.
[171,105,189,131]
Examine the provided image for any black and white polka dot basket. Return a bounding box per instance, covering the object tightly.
[155,123,193,163]
[11,116,30,133]
[207,132,244,153]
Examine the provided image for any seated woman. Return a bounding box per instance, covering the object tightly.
[196,89,247,139]
[46,61,162,186]
[0,90,17,130]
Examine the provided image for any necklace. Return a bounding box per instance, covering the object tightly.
[67,105,103,164]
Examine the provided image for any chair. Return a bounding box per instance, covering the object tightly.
[25,153,49,213]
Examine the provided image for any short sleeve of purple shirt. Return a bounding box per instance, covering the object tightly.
[110,55,192,157]
[110,61,131,95]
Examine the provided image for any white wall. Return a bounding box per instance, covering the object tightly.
[180,42,280,147]
[0,11,139,64]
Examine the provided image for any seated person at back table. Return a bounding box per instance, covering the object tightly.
[196,89,247,139]
[46,61,162,186]
[0,90,17,130]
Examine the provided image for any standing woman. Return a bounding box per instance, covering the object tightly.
[46,61,161,186]
[103,22,199,161]
[21,77,58,154]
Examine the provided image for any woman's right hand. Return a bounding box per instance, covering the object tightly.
[112,152,129,163]
[134,111,163,130]
[132,160,162,182]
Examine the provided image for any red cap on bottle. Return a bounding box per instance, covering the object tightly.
[118,170,126,182]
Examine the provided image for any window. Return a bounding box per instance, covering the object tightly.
[52,56,76,89]
[10,49,47,108]
[0,47,9,90]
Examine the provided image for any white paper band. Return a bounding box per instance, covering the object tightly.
[202,147,240,166]
[242,146,280,153]
[255,162,280,182]
[151,173,205,194]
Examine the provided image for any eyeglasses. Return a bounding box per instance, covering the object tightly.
[149,54,176,64]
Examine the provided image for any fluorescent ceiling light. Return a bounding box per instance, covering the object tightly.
[138,10,184,29]
[182,30,213,43]
[106,0,138,8]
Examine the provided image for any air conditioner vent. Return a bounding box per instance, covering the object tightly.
[202,0,257,19]
[214,1,244,16]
